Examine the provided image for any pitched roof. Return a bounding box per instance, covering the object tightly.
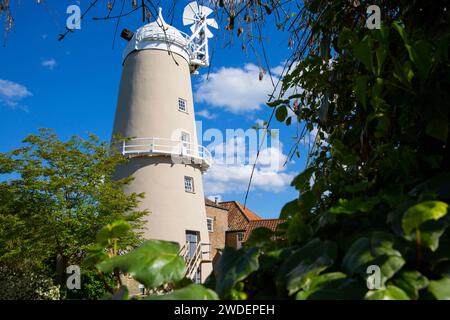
[204,198,228,210]
[219,201,262,221]
[243,219,286,241]
[219,200,262,231]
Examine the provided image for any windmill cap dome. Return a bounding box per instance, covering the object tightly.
[122,8,191,64]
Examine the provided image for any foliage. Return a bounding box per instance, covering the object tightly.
[85,220,217,300]
[74,1,449,300]
[0,129,146,297]
[0,264,60,300]
[205,0,450,300]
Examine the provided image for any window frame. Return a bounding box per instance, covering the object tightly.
[184,176,194,193]
[206,217,214,232]
[237,232,244,242]
[178,98,188,113]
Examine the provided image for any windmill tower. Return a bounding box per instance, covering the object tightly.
[112,2,218,283]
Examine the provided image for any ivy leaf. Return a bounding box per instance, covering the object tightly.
[96,220,131,245]
[342,233,405,286]
[402,201,448,235]
[275,105,288,122]
[391,271,429,300]
[278,239,337,295]
[428,278,450,300]
[145,284,219,300]
[245,227,274,247]
[267,99,285,108]
[96,240,185,289]
[213,247,260,298]
[419,219,448,251]
[291,167,314,192]
[352,35,373,72]
[296,272,366,300]
[365,285,410,300]
[329,196,380,215]
[354,76,368,109]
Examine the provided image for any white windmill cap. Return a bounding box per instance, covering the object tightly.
[122,8,191,64]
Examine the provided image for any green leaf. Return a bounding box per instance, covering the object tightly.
[245,227,274,247]
[409,40,434,79]
[426,118,449,143]
[391,271,428,300]
[342,233,405,286]
[419,219,448,251]
[278,239,337,295]
[96,220,131,245]
[275,105,288,122]
[392,22,409,44]
[214,247,259,298]
[354,76,368,109]
[285,214,313,244]
[337,27,356,49]
[375,46,388,75]
[145,284,219,300]
[402,201,448,234]
[428,278,450,300]
[96,240,185,289]
[352,35,373,72]
[286,116,292,126]
[296,272,366,300]
[393,61,414,85]
[84,245,109,266]
[365,285,410,300]
[280,199,300,219]
[329,196,380,215]
[267,99,285,108]
[291,167,314,192]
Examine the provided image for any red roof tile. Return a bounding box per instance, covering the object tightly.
[204,198,228,210]
[219,201,262,231]
[243,219,286,241]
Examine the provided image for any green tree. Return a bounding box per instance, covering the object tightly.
[204,0,450,300]
[0,129,146,297]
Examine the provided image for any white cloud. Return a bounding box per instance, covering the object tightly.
[204,136,295,194]
[196,109,217,120]
[270,65,285,77]
[0,79,32,110]
[195,64,278,114]
[41,58,57,70]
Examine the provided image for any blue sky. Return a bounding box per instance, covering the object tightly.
[0,1,309,218]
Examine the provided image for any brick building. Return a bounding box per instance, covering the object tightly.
[204,199,285,257]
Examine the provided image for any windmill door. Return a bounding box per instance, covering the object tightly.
[186,231,200,259]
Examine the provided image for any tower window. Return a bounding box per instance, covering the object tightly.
[184,176,194,193]
[206,218,214,232]
[178,98,187,112]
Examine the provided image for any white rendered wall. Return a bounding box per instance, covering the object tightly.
[112,48,212,282]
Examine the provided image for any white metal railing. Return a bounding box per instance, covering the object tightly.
[131,26,207,67]
[179,242,211,281]
[121,137,212,168]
